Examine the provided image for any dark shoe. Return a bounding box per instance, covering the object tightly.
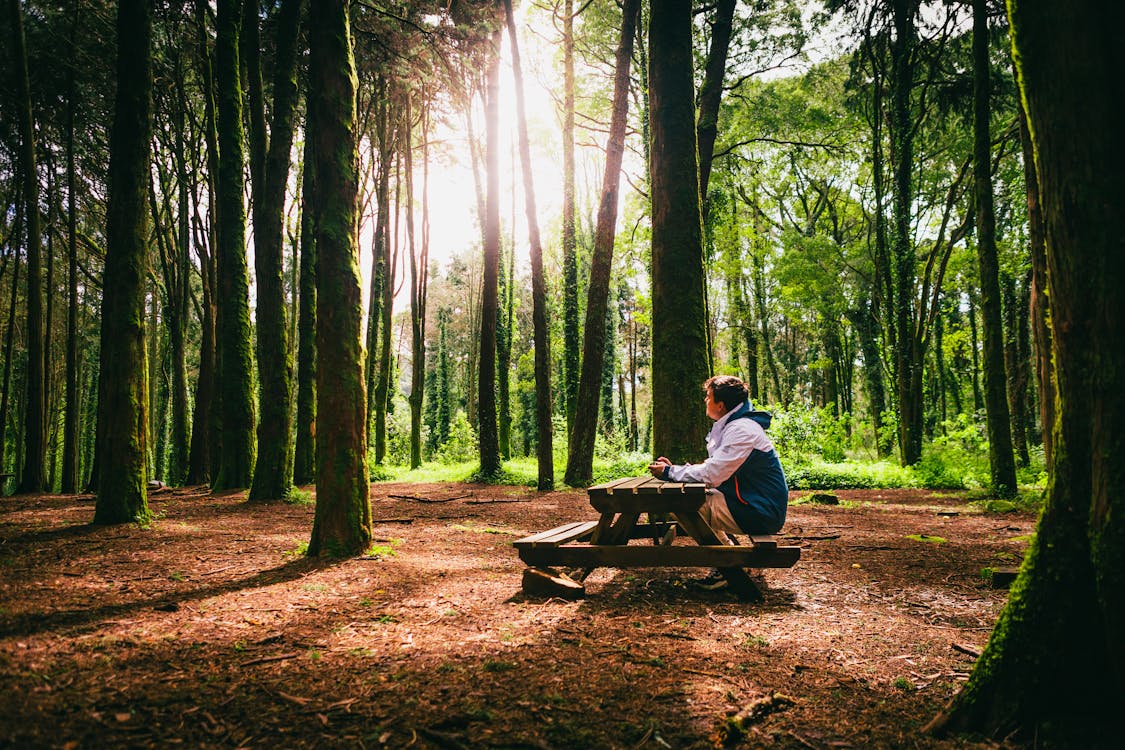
[693,569,728,591]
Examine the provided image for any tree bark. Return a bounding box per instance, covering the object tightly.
[306,0,371,557]
[61,0,81,494]
[247,0,302,501]
[564,0,638,487]
[696,0,735,209]
[560,0,579,431]
[504,0,553,489]
[972,0,1017,497]
[93,0,153,525]
[649,0,711,462]
[9,0,47,493]
[293,128,318,486]
[477,26,503,478]
[927,0,1125,741]
[213,0,256,491]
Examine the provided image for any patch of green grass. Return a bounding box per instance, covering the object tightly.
[906,534,947,544]
[284,541,309,557]
[169,571,186,582]
[787,460,916,490]
[302,583,327,592]
[287,487,314,505]
[893,677,914,692]
[450,522,515,536]
[376,614,397,624]
[365,538,402,559]
[744,634,770,649]
[307,649,322,661]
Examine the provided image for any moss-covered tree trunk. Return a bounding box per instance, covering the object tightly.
[477,27,503,479]
[406,96,429,471]
[9,0,46,494]
[92,0,153,525]
[364,81,389,452]
[649,0,710,462]
[212,0,256,491]
[292,129,318,486]
[889,0,921,466]
[306,0,371,558]
[247,0,302,501]
[972,0,1017,497]
[564,0,638,487]
[504,0,553,489]
[926,0,1125,742]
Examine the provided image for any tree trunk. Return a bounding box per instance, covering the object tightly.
[406,96,429,471]
[560,0,579,431]
[889,0,921,466]
[9,0,46,494]
[247,0,302,501]
[477,26,503,478]
[649,0,710,462]
[1002,272,1030,467]
[61,1,81,493]
[927,1,1125,741]
[293,128,318,486]
[306,0,371,557]
[0,209,22,478]
[695,0,735,209]
[365,81,389,452]
[972,0,1017,496]
[213,0,256,491]
[93,0,153,525]
[564,0,638,486]
[504,0,553,489]
[1017,97,1053,464]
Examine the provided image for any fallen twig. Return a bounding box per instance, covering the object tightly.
[388,493,471,503]
[463,498,522,505]
[952,642,982,658]
[372,518,414,524]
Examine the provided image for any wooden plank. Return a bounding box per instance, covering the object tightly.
[587,477,636,494]
[589,492,706,515]
[611,476,653,493]
[512,521,600,549]
[748,535,778,551]
[517,544,801,569]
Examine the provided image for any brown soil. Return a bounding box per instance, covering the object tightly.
[0,483,1031,749]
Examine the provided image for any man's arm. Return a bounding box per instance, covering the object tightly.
[665,421,761,486]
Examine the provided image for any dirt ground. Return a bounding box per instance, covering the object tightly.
[0,481,1033,749]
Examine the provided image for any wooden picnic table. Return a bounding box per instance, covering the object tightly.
[514,476,800,601]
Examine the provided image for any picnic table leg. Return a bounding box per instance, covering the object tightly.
[674,511,763,602]
[567,512,638,584]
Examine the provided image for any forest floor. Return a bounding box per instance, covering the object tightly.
[0,481,1034,749]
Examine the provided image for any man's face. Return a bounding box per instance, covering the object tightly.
[704,388,727,421]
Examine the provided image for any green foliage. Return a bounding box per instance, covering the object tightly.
[432,411,477,464]
[787,460,915,490]
[769,405,853,466]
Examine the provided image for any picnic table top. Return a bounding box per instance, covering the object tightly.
[587,476,706,496]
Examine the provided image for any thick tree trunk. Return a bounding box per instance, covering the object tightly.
[564,0,638,487]
[477,27,503,478]
[9,0,46,493]
[212,0,256,491]
[306,0,371,557]
[649,0,710,462]
[973,0,1017,496]
[927,0,1125,741]
[247,0,302,501]
[93,0,153,525]
[504,0,553,489]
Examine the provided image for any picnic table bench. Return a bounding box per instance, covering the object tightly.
[514,476,800,601]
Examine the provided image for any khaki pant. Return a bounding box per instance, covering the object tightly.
[701,488,741,543]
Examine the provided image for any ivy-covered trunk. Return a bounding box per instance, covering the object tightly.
[927,0,1125,741]
[247,0,302,501]
[212,0,256,491]
[306,0,371,558]
[564,0,638,487]
[649,0,710,462]
[93,0,153,525]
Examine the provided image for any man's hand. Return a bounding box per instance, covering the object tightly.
[648,457,671,479]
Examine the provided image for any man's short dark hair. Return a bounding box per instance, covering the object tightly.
[704,375,749,411]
